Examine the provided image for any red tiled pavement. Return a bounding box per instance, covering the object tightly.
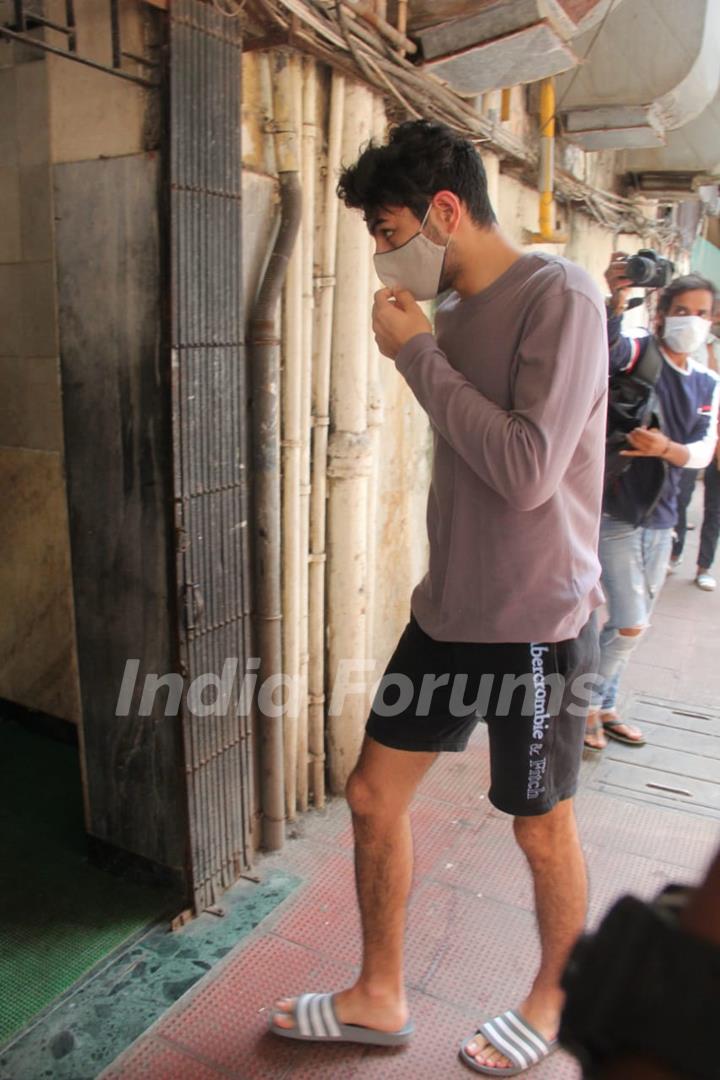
[101,1037,236,1080]
[103,506,718,1080]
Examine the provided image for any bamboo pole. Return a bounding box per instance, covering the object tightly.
[297,57,317,813]
[308,71,344,811]
[396,0,408,57]
[340,0,416,55]
[327,79,374,794]
[279,52,304,822]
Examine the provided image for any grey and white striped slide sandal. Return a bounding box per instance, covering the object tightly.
[269,992,414,1046]
[459,1009,558,1076]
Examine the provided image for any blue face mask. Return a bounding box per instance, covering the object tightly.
[373,206,450,301]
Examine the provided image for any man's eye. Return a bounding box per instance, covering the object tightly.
[382,229,395,240]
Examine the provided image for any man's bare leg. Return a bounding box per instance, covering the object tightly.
[465,798,587,1069]
[273,735,438,1032]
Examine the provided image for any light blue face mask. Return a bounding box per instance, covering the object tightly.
[373,206,450,301]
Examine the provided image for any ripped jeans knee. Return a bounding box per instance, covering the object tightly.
[590,625,648,710]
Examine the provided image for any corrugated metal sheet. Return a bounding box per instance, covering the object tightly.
[170,0,253,911]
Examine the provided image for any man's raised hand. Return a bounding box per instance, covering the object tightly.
[372,288,432,359]
[605,251,633,315]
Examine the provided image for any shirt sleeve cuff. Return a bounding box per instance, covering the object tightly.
[684,441,716,469]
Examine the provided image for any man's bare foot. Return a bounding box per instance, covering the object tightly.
[464,991,560,1070]
[601,709,644,745]
[584,709,607,751]
[272,984,409,1033]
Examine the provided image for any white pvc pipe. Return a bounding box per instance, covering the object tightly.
[364,94,386,707]
[308,71,345,811]
[327,79,375,794]
[297,58,317,814]
[279,52,304,822]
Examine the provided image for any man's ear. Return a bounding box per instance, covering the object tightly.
[431,190,462,230]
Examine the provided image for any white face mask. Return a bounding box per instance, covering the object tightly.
[373,206,450,301]
[662,315,711,355]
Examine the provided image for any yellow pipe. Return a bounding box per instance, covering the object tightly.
[539,77,555,136]
[538,77,555,240]
[527,76,567,244]
[501,87,512,123]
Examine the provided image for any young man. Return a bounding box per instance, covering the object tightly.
[270,120,607,1075]
[669,328,720,592]
[584,260,719,752]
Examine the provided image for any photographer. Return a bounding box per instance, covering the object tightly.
[584,254,719,753]
[560,843,720,1079]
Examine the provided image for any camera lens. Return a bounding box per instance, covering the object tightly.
[625,254,656,286]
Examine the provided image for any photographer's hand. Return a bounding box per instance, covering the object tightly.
[621,427,690,466]
[605,251,634,315]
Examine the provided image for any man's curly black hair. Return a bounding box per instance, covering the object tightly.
[336,119,496,229]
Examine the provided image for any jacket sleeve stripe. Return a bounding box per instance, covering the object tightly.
[621,337,642,373]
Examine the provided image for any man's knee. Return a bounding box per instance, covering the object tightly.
[513,801,576,861]
[345,768,374,817]
[618,625,645,637]
[345,767,400,820]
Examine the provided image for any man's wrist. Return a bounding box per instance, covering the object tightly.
[660,436,672,459]
[394,330,436,370]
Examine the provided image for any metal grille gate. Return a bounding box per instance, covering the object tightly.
[169,0,253,912]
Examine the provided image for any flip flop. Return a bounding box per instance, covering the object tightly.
[268,992,414,1046]
[460,1009,558,1076]
[602,718,645,746]
[583,718,605,753]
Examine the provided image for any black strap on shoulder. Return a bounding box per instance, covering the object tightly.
[633,335,663,387]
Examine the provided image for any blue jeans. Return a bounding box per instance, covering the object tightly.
[671,459,720,570]
[589,516,673,711]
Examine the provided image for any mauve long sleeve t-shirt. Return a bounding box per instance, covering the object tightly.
[395,252,608,644]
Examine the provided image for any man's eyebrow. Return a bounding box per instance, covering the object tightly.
[366,214,387,237]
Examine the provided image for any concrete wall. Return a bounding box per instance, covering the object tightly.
[0,0,155,724]
[45,0,147,164]
[0,0,187,878]
[0,38,82,721]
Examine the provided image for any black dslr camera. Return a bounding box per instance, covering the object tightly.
[624,248,674,288]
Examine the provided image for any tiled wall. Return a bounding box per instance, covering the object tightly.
[0,0,151,724]
[0,42,82,722]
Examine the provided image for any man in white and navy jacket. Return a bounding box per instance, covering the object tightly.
[584,260,719,753]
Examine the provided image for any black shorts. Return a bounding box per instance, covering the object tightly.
[365,612,600,817]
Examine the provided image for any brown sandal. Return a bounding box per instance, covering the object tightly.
[602,718,646,746]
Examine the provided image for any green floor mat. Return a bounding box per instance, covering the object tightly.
[0,718,177,1046]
